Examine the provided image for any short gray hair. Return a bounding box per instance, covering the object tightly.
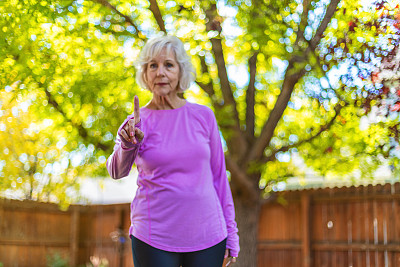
[136,36,196,91]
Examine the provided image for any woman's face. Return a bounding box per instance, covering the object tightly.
[145,49,180,97]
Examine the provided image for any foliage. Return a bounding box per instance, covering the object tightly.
[1,0,400,265]
[46,252,70,267]
[0,0,150,204]
[0,87,83,207]
[1,0,398,200]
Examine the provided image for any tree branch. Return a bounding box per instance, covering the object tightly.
[309,0,340,50]
[246,0,341,163]
[91,0,143,38]
[247,65,306,162]
[246,51,258,142]
[204,4,236,110]
[209,38,237,110]
[261,101,347,163]
[294,0,311,46]
[44,89,110,151]
[200,53,209,74]
[196,54,216,98]
[196,81,215,98]
[210,39,247,154]
[148,0,167,33]
[203,3,247,155]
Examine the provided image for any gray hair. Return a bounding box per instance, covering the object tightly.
[136,36,196,91]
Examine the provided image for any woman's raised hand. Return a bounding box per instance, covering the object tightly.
[120,95,144,144]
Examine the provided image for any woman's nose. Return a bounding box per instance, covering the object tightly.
[156,66,165,76]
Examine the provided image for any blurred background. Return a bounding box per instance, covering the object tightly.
[1,0,400,266]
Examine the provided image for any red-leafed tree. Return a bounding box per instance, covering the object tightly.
[367,3,400,173]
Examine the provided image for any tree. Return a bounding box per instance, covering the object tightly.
[0,0,152,206]
[366,5,400,172]
[1,0,399,265]
[0,85,84,209]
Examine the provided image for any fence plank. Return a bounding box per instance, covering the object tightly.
[70,207,79,267]
[301,192,311,267]
[2,182,400,267]
[258,183,400,267]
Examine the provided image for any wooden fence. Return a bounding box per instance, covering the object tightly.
[1,182,400,266]
[258,182,400,267]
[0,199,133,267]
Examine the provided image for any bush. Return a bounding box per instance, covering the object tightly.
[46,253,70,267]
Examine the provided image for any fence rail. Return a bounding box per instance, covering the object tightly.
[258,182,400,267]
[0,199,132,267]
[1,182,400,266]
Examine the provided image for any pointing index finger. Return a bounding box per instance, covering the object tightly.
[134,95,140,125]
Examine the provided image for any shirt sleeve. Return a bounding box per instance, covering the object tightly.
[208,110,240,257]
[106,115,143,179]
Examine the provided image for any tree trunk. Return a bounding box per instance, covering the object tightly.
[234,198,260,267]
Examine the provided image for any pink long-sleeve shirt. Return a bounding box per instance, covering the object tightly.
[106,101,240,257]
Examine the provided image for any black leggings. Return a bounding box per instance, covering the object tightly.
[131,236,226,267]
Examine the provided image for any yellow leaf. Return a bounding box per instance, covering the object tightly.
[4,58,15,66]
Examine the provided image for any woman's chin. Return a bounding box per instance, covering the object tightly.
[153,89,176,97]
[154,92,170,98]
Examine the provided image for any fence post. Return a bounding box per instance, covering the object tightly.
[70,207,80,267]
[301,192,311,267]
[118,207,126,267]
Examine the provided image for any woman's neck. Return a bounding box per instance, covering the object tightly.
[147,94,186,110]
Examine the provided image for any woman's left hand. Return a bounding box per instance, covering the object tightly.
[224,249,237,266]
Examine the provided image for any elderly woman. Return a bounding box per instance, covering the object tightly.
[107,36,239,267]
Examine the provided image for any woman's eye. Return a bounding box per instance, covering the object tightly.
[149,63,157,69]
[166,63,174,68]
